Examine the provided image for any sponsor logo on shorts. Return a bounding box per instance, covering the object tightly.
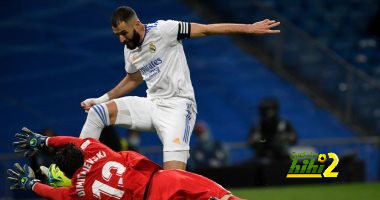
[172,137,181,144]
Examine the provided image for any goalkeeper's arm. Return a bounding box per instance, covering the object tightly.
[46,136,84,149]
[33,183,72,200]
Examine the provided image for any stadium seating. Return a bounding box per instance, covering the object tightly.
[0,0,358,156]
[196,0,380,135]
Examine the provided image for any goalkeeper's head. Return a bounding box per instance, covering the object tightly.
[54,143,84,179]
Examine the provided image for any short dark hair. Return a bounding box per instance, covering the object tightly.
[259,97,279,118]
[111,6,137,27]
[54,144,84,178]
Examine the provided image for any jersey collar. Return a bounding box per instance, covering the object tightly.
[137,24,147,48]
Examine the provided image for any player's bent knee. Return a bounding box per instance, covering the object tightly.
[105,101,118,124]
[163,160,186,170]
[88,104,110,127]
[80,104,111,139]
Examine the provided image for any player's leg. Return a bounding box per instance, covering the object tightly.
[162,153,188,170]
[79,103,111,139]
[113,96,155,131]
[210,196,238,200]
[80,96,154,139]
[208,195,241,200]
[153,98,197,170]
[148,170,243,200]
[222,195,242,200]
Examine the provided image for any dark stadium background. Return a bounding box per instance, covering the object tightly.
[0,0,379,199]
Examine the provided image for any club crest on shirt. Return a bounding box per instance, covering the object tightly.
[149,42,156,53]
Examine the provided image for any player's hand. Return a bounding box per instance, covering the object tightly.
[81,98,97,112]
[7,163,40,191]
[13,127,47,157]
[81,94,110,112]
[249,19,280,35]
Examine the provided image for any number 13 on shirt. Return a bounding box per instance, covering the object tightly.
[92,161,126,199]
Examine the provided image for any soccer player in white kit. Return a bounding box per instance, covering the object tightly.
[80,6,280,170]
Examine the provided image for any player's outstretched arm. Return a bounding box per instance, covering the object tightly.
[13,127,85,152]
[13,127,48,157]
[80,72,143,112]
[107,71,144,100]
[190,19,280,38]
[7,163,71,199]
[46,136,84,148]
[32,181,71,200]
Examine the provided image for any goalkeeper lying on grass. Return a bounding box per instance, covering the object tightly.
[7,127,243,200]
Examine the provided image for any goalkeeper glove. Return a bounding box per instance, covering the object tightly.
[7,163,40,191]
[13,127,48,157]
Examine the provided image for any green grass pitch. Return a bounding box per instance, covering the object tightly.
[229,182,380,200]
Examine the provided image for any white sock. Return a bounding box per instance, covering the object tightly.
[80,104,110,139]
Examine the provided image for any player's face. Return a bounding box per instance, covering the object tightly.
[112,21,141,50]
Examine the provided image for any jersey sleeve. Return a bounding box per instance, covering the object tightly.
[157,20,191,45]
[124,47,138,74]
[47,136,84,149]
[33,182,72,200]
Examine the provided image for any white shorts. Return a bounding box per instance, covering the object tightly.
[113,96,197,162]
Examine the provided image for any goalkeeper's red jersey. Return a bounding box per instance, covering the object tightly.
[33,136,161,200]
[32,136,231,200]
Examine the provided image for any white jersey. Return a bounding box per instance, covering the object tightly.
[124,20,196,106]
